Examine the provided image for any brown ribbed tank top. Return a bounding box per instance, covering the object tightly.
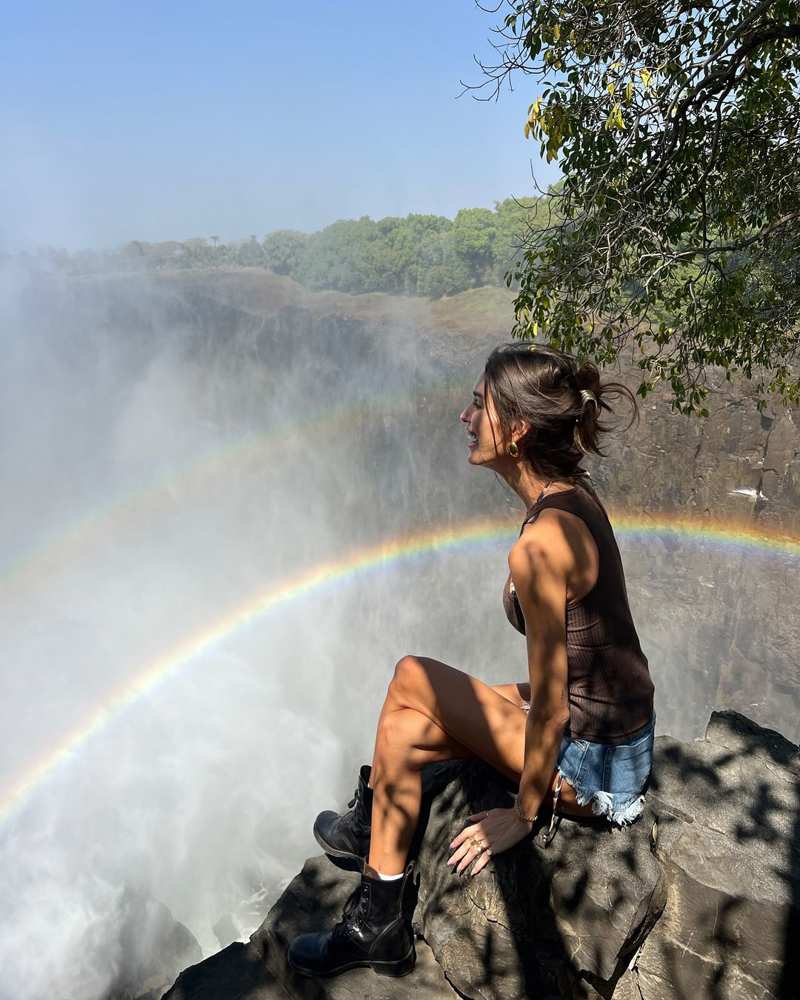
[502,485,654,744]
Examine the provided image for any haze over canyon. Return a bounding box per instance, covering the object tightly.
[0,263,797,999]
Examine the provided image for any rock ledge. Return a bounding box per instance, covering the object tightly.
[163,711,799,999]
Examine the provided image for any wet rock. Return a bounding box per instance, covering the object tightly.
[161,711,798,999]
[164,854,458,1000]
[161,940,284,1000]
[250,855,459,999]
[102,888,201,1000]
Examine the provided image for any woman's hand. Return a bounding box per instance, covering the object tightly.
[447,807,533,877]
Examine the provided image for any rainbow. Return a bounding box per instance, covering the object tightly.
[1,510,798,826]
[612,511,800,557]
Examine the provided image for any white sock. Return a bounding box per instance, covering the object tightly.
[375,870,403,881]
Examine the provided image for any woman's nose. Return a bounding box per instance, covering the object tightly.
[459,405,470,424]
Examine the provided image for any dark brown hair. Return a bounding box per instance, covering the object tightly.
[483,343,638,484]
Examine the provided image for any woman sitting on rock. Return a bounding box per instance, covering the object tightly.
[287,343,656,979]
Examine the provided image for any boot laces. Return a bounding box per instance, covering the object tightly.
[347,784,370,832]
[331,882,368,944]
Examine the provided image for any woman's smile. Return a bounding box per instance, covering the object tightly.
[460,377,490,459]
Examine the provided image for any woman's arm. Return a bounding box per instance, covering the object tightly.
[446,510,577,876]
[508,511,573,821]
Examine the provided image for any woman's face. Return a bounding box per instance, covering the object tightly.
[459,375,506,467]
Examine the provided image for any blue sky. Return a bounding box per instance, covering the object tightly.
[2,1,558,249]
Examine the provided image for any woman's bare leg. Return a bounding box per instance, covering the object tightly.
[490,681,531,709]
[367,657,592,875]
[367,680,529,781]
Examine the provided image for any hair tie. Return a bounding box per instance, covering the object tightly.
[579,389,598,407]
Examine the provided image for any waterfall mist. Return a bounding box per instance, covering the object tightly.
[0,263,797,999]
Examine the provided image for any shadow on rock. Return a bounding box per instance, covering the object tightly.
[632,711,799,1000]
[160,711,798,999]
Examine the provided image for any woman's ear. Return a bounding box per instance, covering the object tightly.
[510,418,531,444]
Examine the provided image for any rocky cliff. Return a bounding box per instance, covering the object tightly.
[162,710,799,1000]
[6,267,798,999]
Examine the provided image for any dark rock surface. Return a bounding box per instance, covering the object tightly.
[407,759,663,999]
[164,858,456,1000]
[628,711,800,1000]
[102,888,202,1000]
[161,711,799,999]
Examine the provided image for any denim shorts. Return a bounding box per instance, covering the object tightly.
[555,713,656,826]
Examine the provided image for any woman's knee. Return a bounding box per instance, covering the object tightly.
[491,681,531,709]
[389,654,428,702]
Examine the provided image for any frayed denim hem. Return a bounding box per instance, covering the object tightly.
[563,776,646,827]
[589,791,645,826]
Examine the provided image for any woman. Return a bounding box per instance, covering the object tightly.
[287,344,656,979]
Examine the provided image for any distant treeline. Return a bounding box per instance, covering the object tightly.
[258,198,545,296]
[15,198,548,299]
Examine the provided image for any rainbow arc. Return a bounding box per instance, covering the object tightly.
[1,510,798,825]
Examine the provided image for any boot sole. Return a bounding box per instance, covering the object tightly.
[288,943,416,979]
[313,822,366,867]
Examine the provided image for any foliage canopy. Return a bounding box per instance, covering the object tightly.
[476,0,800,413]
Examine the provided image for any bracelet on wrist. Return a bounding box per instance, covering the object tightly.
[513,795,537,825]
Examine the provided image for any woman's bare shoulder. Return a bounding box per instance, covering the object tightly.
[509,508,595,581]
[508,511,573,579]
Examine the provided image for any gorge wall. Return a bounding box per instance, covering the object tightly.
[54,265,800,743]
[1,264,797,1000]
[165,710,800,1000]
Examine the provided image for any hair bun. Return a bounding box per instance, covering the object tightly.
[482,343,638,470]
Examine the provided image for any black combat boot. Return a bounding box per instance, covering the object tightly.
[313,764,372,866]
[287,861,416,978]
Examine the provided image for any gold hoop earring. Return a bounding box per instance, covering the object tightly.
[508,441,519,458]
